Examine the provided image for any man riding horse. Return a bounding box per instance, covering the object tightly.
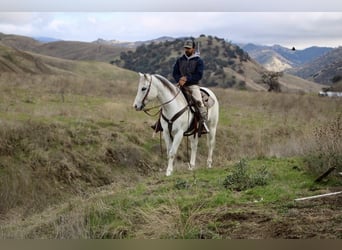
[152,38,209,136]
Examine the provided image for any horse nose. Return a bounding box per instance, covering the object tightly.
[134,104,141,111]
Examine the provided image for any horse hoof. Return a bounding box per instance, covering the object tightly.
[187,163,195,171]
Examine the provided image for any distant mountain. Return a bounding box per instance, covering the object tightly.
[92,38,137,48]
[270,45,332,65]
[240,44,293,71]
[92,36,176,48]
[33,36,62,43]
[240,43,333,72]
[288,46,342,85]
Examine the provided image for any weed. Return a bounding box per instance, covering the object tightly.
[174,178,190,190]
[304,114,342,180]
[223,159,270,191]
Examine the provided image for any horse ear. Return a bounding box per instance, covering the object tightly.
[138,72,143,77]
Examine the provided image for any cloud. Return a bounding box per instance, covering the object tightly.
[207,12,342,48]
[0,13,35,24]
[1,0,342,11]
[0,12,341,48]
[0,13,54,36]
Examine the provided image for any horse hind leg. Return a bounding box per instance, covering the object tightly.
[207,127,217,168]
[188,136,198,170]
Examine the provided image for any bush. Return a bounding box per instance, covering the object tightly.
[331,75,341,83]
[304,114,342,178]
[223,159,270,191]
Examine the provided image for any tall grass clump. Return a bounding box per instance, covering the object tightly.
[304,114,342,179]
[223,159,270,191]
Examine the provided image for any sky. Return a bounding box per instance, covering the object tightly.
[0,1,342,49]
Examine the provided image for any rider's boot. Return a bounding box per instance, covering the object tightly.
[198,106,209,137]
[151,118,163,132]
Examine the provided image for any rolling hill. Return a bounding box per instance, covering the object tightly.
[0,42,134,78]
[0,32,129,63]
[36,41,128,62]
[0,32,42,52]
[0,32,324,93]
[0,43,52,74]
[113,35,324,93]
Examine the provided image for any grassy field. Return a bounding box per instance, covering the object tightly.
[0,66,341,238]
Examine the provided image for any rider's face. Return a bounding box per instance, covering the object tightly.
[185,47,194,57]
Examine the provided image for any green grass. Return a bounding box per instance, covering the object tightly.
[52,157,331,239]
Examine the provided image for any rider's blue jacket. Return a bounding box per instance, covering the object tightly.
[172,53,204,86]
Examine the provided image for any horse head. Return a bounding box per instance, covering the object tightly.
[133,73,158,111]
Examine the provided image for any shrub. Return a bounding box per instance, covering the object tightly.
[304,114,342,178]
[223,159,270,191]
[331,75,341,83]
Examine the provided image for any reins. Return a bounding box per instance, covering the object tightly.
[143,90,182,117]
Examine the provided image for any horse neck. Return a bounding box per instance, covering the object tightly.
[153,77,187,114]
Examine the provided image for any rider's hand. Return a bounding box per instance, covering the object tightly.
[179,76,187,86]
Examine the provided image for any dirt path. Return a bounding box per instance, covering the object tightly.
[211,193,342,239]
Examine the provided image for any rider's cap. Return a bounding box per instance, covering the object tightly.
[183,39,195,49]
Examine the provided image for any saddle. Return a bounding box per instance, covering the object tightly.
[182,87,215,136]
[152,87,215,137]
[182,87,215,110]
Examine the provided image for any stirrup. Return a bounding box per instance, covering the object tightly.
[198,122,209,137]
[151,120,163,132]
[202,122,209,132]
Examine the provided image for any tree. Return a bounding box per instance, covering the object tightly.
[261,71,283,92]
[331,75,341,83]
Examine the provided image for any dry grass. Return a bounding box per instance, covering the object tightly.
[0,66,341,238]
[2,192,119,239]
[215,88,341,159]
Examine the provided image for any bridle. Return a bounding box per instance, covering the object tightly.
[142,74,182,117]
[140,74,153,111]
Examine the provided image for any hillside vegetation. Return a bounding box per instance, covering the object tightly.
[0,49,341,238]
[114,35,324,93]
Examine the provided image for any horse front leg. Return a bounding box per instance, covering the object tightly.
[165,132,183,176]
[163,130,172,157]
